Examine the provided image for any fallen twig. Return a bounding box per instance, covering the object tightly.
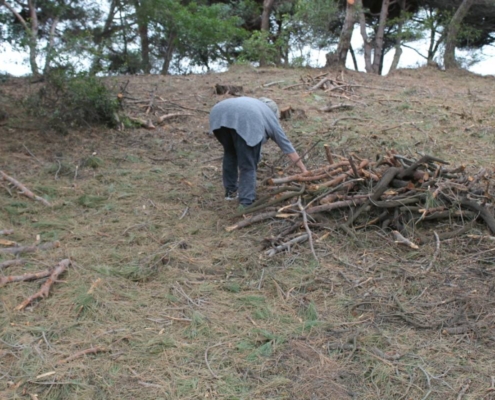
[57,346,108,365]
[265,234,309,257]
[16,259,71,310]
[0,170,52,206]
[0,241,60,255]
[392,230,419,249]
[0,259,27,270]
[0,268,51,285]
[457,379,471,400]
[205,342,223,379]
[424,232,440,272]
[298,197,318,262]
[157,113,193,124]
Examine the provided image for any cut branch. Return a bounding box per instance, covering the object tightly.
[0,269,51,286]
[0,259,27,270]
[0,171,52,206]
[15,259,71,311]
[57,346,108,365]
[0,241,60,255]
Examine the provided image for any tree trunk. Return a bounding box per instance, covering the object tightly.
[27,0,40,77]
[444,0,475,69]
[349,44,358,70]
[1,0,40,76]
[333,1,357,68]
[259,0,276,67]
[160,31,176,75]
[138,23,151,74]
[389,0,406,73]
[371,0,391,74]
[90,0,117,75]
[43,17,59,75]
[356,0,373,73]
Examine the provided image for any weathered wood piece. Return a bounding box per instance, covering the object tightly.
[0,241,60,255]
[16,259,71,310]
[0,259,27,270]
[0,171,52,206]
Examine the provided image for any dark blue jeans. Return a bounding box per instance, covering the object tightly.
[214,127,262,206]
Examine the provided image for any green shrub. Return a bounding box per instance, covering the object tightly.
[25,69,119,134]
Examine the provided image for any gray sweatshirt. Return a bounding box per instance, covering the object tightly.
[209,97,296,154]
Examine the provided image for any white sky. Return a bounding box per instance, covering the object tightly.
[1,31,494,76]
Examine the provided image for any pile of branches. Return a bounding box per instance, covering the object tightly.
[227,146,495,258]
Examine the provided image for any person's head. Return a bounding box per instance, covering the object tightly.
[258,97,280,119]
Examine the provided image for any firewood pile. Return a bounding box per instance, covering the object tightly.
[227,146,495,258]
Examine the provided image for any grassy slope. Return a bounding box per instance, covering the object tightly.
[1,66,495,399]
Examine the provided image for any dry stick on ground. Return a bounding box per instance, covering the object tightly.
[0,269,51,286]
[424,232,440,272]
[0,241,60,255]
[265,234,309,257]
[128,116,155,130]
[205,342,223,379]
[0,171,52,206]
[319,103,354,112]
[457,379,472,400]
[323,144,334,165]
[282,140,322,173]
[392,230,419,249]
[331,116,369,127]
[236,186,305,216]
[0,229,14,235]
[157,98,209,114]
[459,198,495,234]
[16,259,71,311]
[226,211,278,232]
[309,77,332,91]
[0,259,27,270]
[57,346,109,365]
[156,113,193,124]
[145,84,157,114]
[298,197,318,262]
[344,167,401,227]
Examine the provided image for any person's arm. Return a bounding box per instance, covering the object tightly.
[287,152,307,173]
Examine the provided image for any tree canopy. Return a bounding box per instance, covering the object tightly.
[1,0,494,76]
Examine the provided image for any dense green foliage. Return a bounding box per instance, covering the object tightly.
[0,0,494,76]
[25,70,119,134]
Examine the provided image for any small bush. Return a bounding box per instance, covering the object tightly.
[25,69,119,134]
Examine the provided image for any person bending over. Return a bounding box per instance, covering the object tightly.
[209,96,307,207]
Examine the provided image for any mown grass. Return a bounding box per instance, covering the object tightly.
[1,67,495,399]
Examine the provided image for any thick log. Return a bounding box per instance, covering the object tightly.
[397,155,448,180]
[459,198,495,234]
